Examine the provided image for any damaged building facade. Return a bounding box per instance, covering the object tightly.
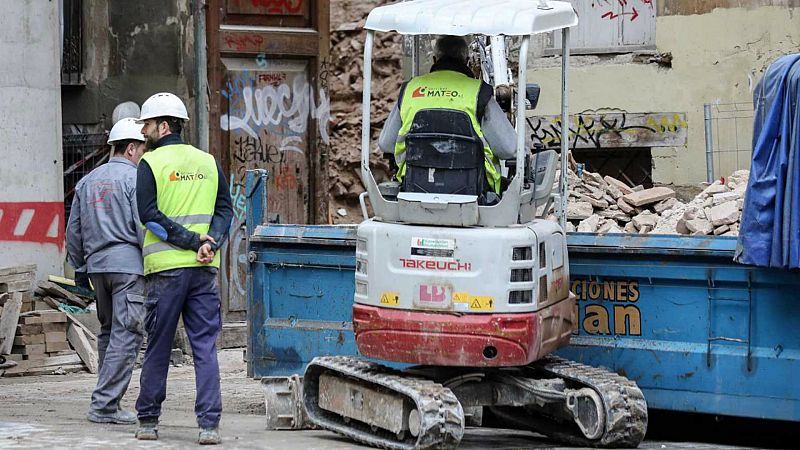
[530,0,800,187]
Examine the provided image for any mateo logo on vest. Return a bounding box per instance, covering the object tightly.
[411,86,462,98]
[169,170,209,182]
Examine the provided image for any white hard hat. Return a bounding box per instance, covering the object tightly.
[112,101,141,125]
[108,118,146,144]
[137,92,189,122]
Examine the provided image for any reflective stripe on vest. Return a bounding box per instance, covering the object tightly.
[394,70,501,193]
[140,144,220,275]
[141,214,214,257]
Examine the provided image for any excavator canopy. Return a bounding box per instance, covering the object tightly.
[364,0,578,36]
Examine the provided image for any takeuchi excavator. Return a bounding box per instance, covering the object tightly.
[302,1,648,448]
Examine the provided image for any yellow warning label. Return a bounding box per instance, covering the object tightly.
[453,292,494,310]
[379,291,400,306]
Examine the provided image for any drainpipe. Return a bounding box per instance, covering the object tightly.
[194,0,209,151]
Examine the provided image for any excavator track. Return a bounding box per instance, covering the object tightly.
[491,355,648,448]
[303,356,464,450]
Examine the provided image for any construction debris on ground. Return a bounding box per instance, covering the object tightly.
[0,265,98,377]
[564,169,750,236]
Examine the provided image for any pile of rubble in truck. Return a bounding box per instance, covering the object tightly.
[561,166,750,236]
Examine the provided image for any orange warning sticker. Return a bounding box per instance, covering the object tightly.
[379,291,400,306]
[453,292,495,311]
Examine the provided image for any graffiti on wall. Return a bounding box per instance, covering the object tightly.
[593,0,653,21]
[527,112,688,149]
[229,0,306,15]
[220,59,328,308]
[0,202,64,248]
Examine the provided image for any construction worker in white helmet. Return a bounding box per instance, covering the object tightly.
[65,117,147,425]
[132,92,233,445]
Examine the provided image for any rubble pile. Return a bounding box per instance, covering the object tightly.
[564,169,750,236]
[328,0,401,221]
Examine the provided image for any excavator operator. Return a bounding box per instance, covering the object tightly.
[378,35,516,202]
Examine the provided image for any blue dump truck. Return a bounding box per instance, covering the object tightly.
[245,169,799,424]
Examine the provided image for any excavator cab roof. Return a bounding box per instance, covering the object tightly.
[365,0,578,37]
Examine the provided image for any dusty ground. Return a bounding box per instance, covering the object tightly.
[0,349,788,449]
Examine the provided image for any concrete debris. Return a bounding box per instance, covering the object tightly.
[622,186,676,207]
[577,214,601,233]
[604,176,634,195]
[707,201,739,227]
[567,202,594,220]
[564,169,749,237]
[686,218,714,235]
[632,210,658,230]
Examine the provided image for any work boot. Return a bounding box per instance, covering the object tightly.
[0,356,17,370]
[198,427,221,445]
[87,408,137,425]
[135,420,159,441]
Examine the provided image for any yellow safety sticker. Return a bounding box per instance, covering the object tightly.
[379,291,400,306]
[453,292,495,311]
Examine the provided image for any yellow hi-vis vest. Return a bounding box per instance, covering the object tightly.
[140,144,220,275]
[395,70,501,193]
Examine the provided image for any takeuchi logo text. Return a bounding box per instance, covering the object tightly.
[169,170,209,182]
[411,86,462,98]
[400,258,471,272]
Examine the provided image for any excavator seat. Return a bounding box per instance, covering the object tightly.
[402,109,488,197]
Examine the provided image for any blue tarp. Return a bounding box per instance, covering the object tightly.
[735,54,800,268]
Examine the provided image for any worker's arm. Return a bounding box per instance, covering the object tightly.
[65,190,86,272]
[481,97,517,160]
[205,162,234,252]
[136,160,203,251]
[127,177,144,248]
[378,103,401,155]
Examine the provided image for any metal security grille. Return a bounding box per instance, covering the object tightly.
[704,103,754,183]
[63,133,109,219]
[61,0,83,85]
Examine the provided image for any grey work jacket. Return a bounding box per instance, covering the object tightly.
[66,157,144,275]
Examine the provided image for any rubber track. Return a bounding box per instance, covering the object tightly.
[534,355,648,448]
[304,356,464,450]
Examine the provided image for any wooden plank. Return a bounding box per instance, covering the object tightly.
[12,344,45,355]
[45,341,70,352]
[13,334,45,345]
[32,310,67,323]
[67,323,97,374]
[4,362,85,377]
[36,281,88,309]
[0,292,23,354]
[15,323,43,335]
[41,322,67,333]
[44,331,67,342]
[0,264,36,277]
[0,271,34,284]
[64,312,97,341]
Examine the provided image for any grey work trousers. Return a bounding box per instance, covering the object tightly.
[88,272,145,414]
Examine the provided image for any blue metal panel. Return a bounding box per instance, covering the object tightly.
[559,233,800,422]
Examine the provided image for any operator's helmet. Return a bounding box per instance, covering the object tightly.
[107,117,146,145]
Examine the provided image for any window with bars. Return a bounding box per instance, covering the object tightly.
[61,0,83,85]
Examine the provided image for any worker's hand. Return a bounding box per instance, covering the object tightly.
[197,242,215,264]
[197,234,217,264]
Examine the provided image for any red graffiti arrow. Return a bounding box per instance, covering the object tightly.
[601,7,638,21]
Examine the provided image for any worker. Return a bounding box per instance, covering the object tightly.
[65,117,147,425]
[133,92,233,445]
[378,35,517,197]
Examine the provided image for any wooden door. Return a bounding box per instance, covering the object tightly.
[207,0,330,320]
